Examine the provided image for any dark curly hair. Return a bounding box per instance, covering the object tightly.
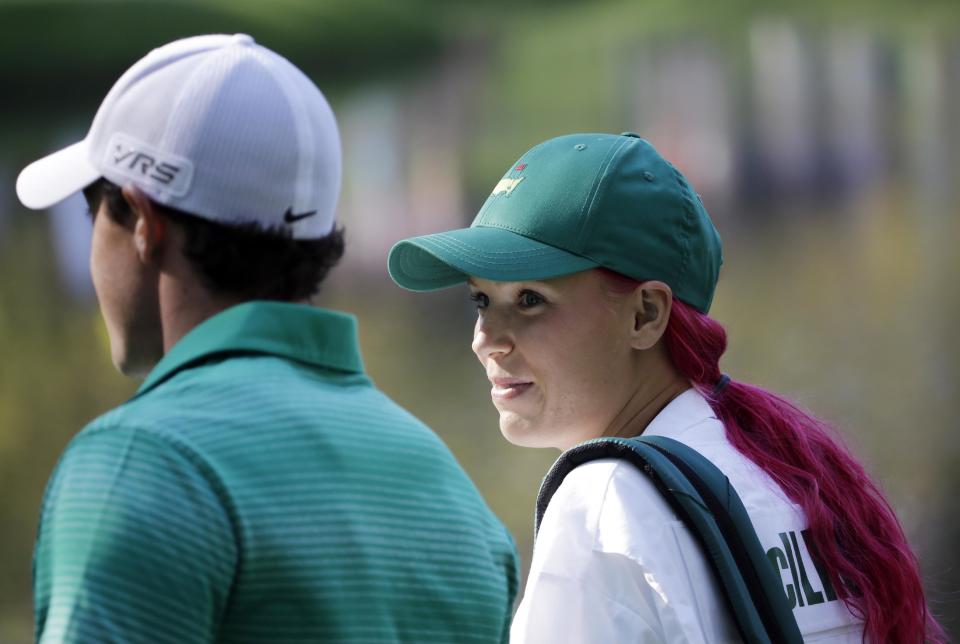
[82,178,344,302]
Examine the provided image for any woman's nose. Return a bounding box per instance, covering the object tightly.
[472,313,513,361]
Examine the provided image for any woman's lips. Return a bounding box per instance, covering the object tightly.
[489,377,534,401]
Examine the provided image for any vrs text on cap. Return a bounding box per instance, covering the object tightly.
[16,33,341,239]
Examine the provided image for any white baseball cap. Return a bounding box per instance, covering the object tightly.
[16,33,341,239]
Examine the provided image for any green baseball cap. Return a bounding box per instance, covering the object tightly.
[387,132,723,313]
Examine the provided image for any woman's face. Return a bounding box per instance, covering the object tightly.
[470,270,640,450]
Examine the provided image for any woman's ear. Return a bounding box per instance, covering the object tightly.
[628,281,673,350]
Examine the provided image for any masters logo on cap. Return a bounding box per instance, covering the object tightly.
[388,132,723,313]
[491,177,524,197]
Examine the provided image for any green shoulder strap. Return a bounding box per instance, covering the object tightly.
[534,435,803,644]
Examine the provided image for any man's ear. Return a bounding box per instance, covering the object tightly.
[627,281,673,350]
[122,184,167,264]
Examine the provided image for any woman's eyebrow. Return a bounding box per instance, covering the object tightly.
[519,281,558,294]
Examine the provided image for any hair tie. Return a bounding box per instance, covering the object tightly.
[712,373,731,396]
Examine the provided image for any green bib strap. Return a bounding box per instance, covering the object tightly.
[535,436,803,644]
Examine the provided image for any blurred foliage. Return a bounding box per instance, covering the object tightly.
[0,0,444,110]
[0,217,137,642]
[2,0,959,640]
[462,0,960,199]
[1,0,956,115]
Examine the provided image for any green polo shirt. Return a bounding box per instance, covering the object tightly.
[34,301,519,643]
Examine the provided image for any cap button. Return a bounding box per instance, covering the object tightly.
[231,34,255,46]
[620,131,641,138]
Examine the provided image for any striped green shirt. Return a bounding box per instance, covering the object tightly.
[35,301,519,643]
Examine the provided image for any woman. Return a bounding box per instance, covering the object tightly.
[387,133,943,643]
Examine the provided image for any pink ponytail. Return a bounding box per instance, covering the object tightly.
[602,269,945,643]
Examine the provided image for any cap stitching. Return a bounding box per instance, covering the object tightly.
[670,164,696,301]
[468,221,577,253]
[433,232,559,255]
[396,243,593,287]
[577,137,631,249]
[396,249,463,286]
[576,137,630,248]
[420,239,587,271]
[257,48,318,226]
[425,235,579,262]
[399,245,595,283]
[161,48,225,152]
[150,48,235,210]
[91,38,221,149]
[425,229,616,272]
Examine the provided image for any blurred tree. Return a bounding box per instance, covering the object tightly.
[0,0,445,112]
[1,0,958,640]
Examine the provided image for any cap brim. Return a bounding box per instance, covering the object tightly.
[388,226,599,292]
[16,140,100,210]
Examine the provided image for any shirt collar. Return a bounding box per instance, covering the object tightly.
[642,387,718,439]
[136,301,365,396]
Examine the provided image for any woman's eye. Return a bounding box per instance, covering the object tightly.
[518,290,544,308]
[470,292,489,310]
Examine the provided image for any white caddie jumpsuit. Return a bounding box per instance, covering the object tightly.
[511,388,864,643]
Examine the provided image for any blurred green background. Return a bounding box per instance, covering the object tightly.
[1,0,958,640]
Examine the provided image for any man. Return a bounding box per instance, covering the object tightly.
[16,34,518,643]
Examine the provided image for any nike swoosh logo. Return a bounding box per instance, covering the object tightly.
[284,207,318,223]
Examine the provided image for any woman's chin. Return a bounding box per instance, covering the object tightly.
[498,413,555,449]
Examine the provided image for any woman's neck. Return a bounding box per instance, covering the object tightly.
[601,356,692,441]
